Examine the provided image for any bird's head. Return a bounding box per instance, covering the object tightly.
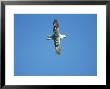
[53,19,59,28]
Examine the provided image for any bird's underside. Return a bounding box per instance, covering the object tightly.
[47,19,66,55]
[53,35,61,55]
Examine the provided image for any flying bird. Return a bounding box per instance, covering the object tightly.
[47,19,66,55]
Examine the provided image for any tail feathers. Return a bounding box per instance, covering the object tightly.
[55,46,61,55]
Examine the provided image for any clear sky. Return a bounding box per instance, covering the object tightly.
[14,14,97,76]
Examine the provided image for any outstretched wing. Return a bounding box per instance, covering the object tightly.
[54,37,61,55]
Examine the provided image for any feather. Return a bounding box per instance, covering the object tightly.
[55,46,61,55]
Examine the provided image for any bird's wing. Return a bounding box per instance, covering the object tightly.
[54,37,61,55]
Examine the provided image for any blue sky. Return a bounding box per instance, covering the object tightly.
[14,14,97,76]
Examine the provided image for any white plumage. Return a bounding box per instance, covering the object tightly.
[60,34,66,39]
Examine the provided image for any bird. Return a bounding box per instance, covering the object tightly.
[47,19,66,55]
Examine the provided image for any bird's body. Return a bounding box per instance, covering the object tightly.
[47,19,66,55]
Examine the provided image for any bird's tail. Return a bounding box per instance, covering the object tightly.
[55,46,61,55]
